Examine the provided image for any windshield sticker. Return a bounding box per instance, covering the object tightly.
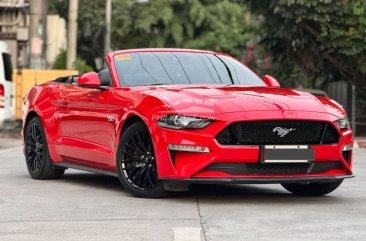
[115,54,132,60]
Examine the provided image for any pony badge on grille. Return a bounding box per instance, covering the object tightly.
[273,127,296,137]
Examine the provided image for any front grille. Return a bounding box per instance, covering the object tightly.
[216,120,339,145]
[203,161,343,175]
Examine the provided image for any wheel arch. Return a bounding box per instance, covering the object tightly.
[23,111,40,137]
[115,113,152,164]
[120,114,147,139]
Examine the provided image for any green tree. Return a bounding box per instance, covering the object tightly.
[245,0,366,93]
[52,49,93,73]
[49,0,109,68]
[49,0,251,68]
[113,0,249,57]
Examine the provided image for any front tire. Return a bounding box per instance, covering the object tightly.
[24,117,65,179]
[116,122,166,198]
[281,180,343,196]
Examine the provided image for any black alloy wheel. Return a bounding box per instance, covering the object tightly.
[24,117,65,179]
[25,121,44,172]
[117,122,166,198]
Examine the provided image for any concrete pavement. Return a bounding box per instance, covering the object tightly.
[0,139,365,241]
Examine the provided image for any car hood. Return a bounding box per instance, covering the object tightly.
[140,85,346,117]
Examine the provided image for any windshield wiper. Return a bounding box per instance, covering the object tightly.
[214,55,234,85]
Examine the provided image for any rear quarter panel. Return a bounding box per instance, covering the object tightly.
[23,82,64,161]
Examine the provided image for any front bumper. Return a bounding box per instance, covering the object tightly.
[160,175,354,184]
[151,111,354,180]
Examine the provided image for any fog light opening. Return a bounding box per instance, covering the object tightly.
[342,150,351,164]
[168,144,210,153]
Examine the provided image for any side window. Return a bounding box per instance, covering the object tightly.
[98,69,112,86]
[103,60,114,87]
[2,53,12,82]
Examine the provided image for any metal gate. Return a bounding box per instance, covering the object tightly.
[325,81,364,136]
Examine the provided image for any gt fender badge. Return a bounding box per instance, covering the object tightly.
[273,127,296,137]
[107,115,115,122]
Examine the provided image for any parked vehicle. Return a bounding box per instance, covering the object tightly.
[22,48,354,198]
[0,41,13,128]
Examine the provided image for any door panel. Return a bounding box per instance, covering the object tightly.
[57,85,118,166]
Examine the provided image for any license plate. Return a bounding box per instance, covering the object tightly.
[263,145,314,163]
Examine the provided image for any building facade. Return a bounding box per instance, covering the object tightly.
[0,0,29,68]
[0,0,66,69]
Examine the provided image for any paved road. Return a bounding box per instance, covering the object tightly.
[0,139,365,241]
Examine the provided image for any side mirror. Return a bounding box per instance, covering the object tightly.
[77,72,101,88]
[263,75,280,88]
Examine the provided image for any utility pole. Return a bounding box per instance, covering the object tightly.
[67,0,79,70]
[29,0,46,69]
[352,85,356,136]
[104,0,112,55]
[41,0,48,69]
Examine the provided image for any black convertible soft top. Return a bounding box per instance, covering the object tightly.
[53,75,79,84]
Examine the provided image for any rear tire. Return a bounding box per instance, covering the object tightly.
[116,122,166,198]
[281,180,343,196]
[24,117,65,179]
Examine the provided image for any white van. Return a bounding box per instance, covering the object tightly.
[0,41,13,128]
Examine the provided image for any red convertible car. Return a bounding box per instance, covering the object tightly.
[23,48,354,198]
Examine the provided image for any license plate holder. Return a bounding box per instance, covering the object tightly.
[263,145,314,163]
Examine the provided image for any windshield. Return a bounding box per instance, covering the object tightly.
[114,52,265,87]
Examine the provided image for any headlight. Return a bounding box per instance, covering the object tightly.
[157,114,213,130]
[335,116,350,129]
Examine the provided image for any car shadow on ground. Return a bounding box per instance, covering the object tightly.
[53,171,347,204]
[186,184,345,204]
[61,172,122,190]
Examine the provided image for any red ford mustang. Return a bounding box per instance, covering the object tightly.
[22,48,354,197]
